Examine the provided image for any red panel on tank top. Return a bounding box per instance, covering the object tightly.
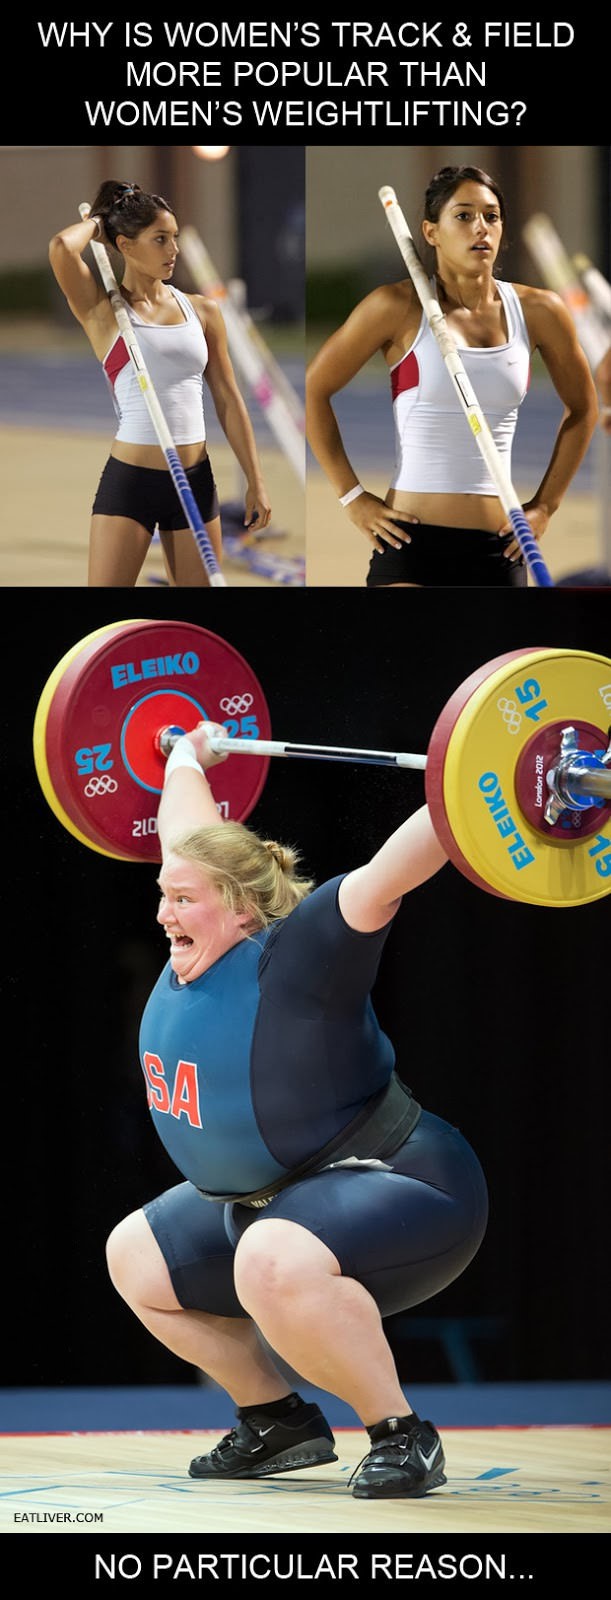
[103,337,130,390]
[391,351,419,400]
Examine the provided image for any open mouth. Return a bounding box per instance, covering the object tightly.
[169,932,193,950]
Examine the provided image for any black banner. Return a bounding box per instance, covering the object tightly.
[3,11,604,144]
[8,1531,608,1590]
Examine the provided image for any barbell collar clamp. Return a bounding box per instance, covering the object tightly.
[555,759,611,805]
[544,726,611,822]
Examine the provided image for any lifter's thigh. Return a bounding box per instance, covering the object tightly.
[106,1208,182,1311]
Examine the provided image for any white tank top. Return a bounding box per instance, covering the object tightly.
[103,286,208,445]
[389,280,530,495]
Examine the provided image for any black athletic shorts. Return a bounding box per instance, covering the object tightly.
[143,1109,489,1322]
[91,453,220,535]
[366,521,527,588]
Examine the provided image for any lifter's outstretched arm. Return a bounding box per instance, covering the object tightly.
[158,726,447,919]
[157,723,228,860]
[339,806,448,933]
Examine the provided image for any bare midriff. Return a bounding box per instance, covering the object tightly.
[110,440,208,469]
[386,487,504,532]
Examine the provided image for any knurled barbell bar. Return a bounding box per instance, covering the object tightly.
[32,620,611,908]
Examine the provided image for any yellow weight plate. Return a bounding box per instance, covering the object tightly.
[438,649,611,907]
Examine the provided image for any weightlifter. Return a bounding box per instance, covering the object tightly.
[105,720,489,1499]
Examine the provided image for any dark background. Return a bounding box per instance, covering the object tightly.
[6,584,610,1392]
[0,14,607,1594]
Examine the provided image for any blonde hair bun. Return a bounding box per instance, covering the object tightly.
[262,839,299,873]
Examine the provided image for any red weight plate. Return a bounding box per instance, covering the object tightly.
[122,691,210,790]
[43,620,272,861]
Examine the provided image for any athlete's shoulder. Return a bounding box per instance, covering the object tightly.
[347,278,421,347]
[510,282,566,316]
[177,290,220,336]
[191,292,221,319]
[361,278,419,318]
[511,281,577,342]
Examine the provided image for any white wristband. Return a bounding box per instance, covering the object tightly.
[164,736,202,782]
[339,484,364,508]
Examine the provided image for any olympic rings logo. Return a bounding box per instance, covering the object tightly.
[84,774,119,797]
[497,697,522,734]
[220,693,254,716]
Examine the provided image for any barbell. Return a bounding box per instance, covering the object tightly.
[32,620,611,909]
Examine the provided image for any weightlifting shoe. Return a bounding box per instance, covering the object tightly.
[350,1415,446,1498]
[189,1401,337,1479]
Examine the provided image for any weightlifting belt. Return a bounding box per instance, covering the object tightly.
[196,1073,421,1209]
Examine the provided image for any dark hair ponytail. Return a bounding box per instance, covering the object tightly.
[88,181,173,247]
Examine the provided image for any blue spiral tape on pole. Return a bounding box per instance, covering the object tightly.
[166,447,226,584]
[508,509,554,588]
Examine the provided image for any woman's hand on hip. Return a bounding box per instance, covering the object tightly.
[346,491,418,552]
